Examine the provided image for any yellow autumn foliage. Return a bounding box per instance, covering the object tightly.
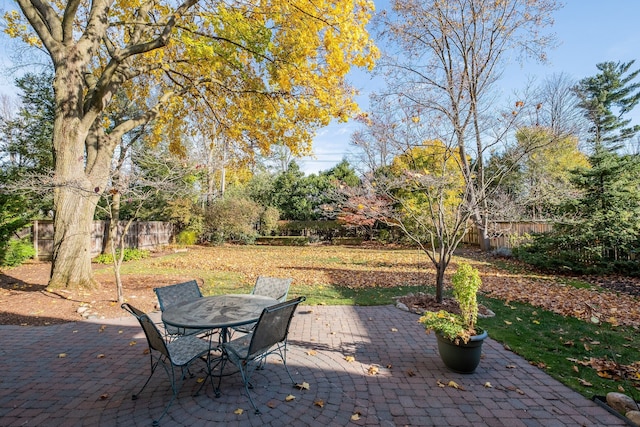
[5,0,379,160]
[389,140,466,227]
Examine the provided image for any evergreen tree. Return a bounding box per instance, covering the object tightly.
[517,62,640,273]
[321,159,361,187]
[270,162,316,221]
[0,72,55,178]
[0,72,55,264]
[569,61,640,261]
[565,148,640,261]
[573,61,640,150]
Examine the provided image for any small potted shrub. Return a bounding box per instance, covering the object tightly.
[419,262,488,373]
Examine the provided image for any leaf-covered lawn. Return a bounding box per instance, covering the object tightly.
[149,245,431,288]
[144,245,640,326]
[2,244,639,329]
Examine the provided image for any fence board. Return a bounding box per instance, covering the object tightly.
[461,221,552,249]
[31,220,174,261]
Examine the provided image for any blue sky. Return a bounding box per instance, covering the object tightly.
[298,0,640,174]
[1,1,639,175]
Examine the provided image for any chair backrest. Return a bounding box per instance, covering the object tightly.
[251,276,292,303]
[121,303,170,359]
[247,296,305,358]
[154,280,203,311]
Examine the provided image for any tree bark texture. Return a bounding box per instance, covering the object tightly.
[48,65,107,289]
[49,185,100,289]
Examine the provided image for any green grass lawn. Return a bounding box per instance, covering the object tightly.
[478,296,640,400]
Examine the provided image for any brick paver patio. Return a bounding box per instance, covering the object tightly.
[0,305,626,426]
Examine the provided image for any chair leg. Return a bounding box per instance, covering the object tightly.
[132,353,160,400]
[237,363,261,414]
[153,363,181,426]
[279,345,296,385]
[133,355,186,426]
[214,356,226,398]
[195,353,220,398]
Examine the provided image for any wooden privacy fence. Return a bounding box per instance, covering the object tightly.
[462,221,552,249]
[30,220,174,261]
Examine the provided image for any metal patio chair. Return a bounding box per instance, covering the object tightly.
[233,276,293,335]
[219,296,305,414]
[122,303,212,426]
[154,280,211,337]
[252,276,292,302]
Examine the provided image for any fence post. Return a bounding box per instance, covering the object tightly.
[33,220,39,260]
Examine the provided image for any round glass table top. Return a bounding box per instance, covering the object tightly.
[161,294,278,329]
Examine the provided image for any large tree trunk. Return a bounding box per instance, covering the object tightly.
[49,185,100,289]
[47,64,105,289]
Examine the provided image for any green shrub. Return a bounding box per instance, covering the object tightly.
[93,248,150,264]
[377,229,392,243]
[203,196,261,244]
[1,238,36,267]
[513,231,640,276]
[332,237,364,246]
[260,206,280,236]
[255,236,309,246]
[176,230,198,245]
[513,232,590,273]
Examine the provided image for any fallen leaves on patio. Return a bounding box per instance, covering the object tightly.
[344,355,356,363]
[436,379,465,390]
[314,399,324,408]
[234,408,243,415]
[505,385,525,395]
[285,394,296,401]
[295,382,310,390]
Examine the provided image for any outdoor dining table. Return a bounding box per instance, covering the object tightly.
[161,294,280,396]
[161,293,278,344]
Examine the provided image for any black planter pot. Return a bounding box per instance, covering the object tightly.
[436,329,488,374]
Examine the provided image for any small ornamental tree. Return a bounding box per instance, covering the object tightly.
[385,142,469,302]
[98,148,197,303]
[337,190,390,238]
[375,0,560,252]
[419,262,482,344]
